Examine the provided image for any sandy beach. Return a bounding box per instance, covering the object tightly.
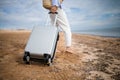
[0,30,120,80]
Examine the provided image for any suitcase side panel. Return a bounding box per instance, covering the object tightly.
[25,26,58,58]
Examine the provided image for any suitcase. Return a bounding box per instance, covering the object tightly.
[23,12,59,66]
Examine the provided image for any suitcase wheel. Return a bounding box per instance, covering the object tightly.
[47,58,52,66]
[44,54,52,66]
[26,56,30,64]
[23,52,30,64]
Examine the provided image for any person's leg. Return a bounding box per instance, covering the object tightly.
[57,8,72,51]
[50,8,72,52]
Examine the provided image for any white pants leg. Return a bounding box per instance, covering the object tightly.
[50,8,72,47]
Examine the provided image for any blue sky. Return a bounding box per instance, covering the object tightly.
[0,0,120,31]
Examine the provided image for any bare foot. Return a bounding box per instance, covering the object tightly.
[56,49,61,53]
[65,47,73,53]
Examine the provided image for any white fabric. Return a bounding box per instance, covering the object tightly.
[50,8,72,46]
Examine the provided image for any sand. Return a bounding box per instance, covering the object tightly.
[0,30,120,80]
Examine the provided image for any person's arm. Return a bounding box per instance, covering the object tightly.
[52,0,59,6]
[50,0,59,13]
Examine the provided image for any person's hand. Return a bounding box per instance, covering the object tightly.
[50,6,58,13]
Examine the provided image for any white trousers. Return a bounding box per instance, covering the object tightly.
[50,8,72,47]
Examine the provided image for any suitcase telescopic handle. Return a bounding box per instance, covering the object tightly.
[49,12,58,26]
[45,12,58,27]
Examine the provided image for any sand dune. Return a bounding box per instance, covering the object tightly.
[0,30,120,80]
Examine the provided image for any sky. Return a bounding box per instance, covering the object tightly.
[0,0,120,31]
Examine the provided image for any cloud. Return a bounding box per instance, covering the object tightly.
[0,0,120,30]
[0,0,48,29]
[63,0,120,30]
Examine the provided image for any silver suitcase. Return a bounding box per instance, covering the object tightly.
[23,12,59,66]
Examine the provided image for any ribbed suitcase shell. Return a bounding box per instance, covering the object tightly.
[25,26,58,59]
